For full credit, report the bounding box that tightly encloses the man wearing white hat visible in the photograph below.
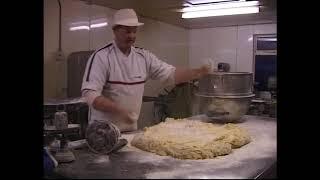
[81,9,210,132]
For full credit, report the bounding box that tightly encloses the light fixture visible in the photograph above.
[90,22,108,28]
[186,0,238,4]
[69,21,108,31]
[181,0,259,18]
[183,0,246,8]
[182,1,259,12]
[182,6,259,18]
[70,25,90,31]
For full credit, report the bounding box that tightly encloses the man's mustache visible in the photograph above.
[126,39,135,42]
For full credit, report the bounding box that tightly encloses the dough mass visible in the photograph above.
[131,118,251,159]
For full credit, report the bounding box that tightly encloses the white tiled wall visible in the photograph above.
[237,25,254,72]
[253,24,277,35]
[188,23,277,72]
[189,26,237,71]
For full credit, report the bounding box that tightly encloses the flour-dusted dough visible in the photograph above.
[131,118,251,159]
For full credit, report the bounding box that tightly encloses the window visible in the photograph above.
[253,34,277,92]
[248,34,277,117]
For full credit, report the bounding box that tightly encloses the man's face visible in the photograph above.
[113,25,138,49]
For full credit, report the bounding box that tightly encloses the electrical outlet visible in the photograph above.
[55,50,65,61]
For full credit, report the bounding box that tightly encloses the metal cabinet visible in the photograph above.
[67,51,94,98]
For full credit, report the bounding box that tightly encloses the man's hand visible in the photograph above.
[174,64,212,85]
[114,109,137,124]
[193,64,211,80]
[90,96,137,124]
[198,64,211,78]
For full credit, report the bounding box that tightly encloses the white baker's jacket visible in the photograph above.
[81,41,176,132]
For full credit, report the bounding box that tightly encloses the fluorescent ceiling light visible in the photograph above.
[183,0,244,7]
[90,22,108,28]
[70,26,90,31]
[182,1,259,12]
[187,0,237,4]
[69,22,108,31]
[182,6,259,18]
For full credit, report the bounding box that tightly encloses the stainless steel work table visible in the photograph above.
[53,115,277,179]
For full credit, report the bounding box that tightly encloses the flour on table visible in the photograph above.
[131,118,251,160]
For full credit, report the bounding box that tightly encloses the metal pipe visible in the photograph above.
[57,0,62,51]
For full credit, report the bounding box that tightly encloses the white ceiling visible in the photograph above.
[81,0,276,29]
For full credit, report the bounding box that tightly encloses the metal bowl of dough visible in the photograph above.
[194,94,255,123]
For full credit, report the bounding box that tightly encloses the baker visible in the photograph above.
[81,8,210,132]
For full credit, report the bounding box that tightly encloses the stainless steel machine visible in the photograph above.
[44,98,89,140]
[44,98,89,163]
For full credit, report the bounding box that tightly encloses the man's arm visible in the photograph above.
[174,65,210,85]
[145,49,211,86]
[83,90,136,124]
